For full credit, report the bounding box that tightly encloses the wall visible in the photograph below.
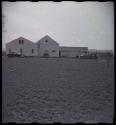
[6,37,38,56]
[36,35,59,57]
[60,47,88,57]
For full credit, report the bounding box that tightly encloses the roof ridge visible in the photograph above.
[36,35,59,45]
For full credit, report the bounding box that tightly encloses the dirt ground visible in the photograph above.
[2,57,114,123]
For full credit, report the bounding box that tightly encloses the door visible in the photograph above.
[43,50,49,57]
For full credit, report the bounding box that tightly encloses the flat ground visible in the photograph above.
[2,57,114,123]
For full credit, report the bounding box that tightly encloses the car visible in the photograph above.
[7,52,21,57]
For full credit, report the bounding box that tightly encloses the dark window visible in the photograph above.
[19,40,21,44]
[85,51,87,54]
[59,51,61,57]
[22,40,24,44]
[44,50,49,57]
[45,40,48,43]
[52,50,56,52]
[32,49,34,53]
[19,40,24,44]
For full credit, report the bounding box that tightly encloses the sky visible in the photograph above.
[2,1,114,51]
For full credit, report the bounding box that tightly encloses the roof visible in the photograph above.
[6,36,34,45]
[36,35,59,45]
[60,46,88,51]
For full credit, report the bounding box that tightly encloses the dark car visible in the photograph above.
[7,52,21,57]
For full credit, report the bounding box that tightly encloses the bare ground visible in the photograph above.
[2,57,114,123]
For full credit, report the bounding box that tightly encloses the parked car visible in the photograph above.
[7,52,21,57]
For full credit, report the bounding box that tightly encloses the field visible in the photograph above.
[2,57,114,123]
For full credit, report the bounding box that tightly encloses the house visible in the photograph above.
[36,35,60,57]
[60,46,88,58]
[6,37,38,56]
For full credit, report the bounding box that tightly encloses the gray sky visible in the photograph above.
[2,1,114,51]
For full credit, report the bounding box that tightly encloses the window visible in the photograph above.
[45,40,48,43]
[44,50,49,57]
[19,40,21,44]
[19,40,24,44]
[59,51,61,57]
[52,50,56,52]
[22,40,24,44]
[32,49,34,53]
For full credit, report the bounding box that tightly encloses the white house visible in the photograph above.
[6,37,38,56]
[36,35,60,57]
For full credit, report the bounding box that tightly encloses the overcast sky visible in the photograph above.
[2,1,114,51]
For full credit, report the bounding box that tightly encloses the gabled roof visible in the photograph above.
[6,36,34,45]
[36,35,59,45]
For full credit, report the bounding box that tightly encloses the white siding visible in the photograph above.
[36,35,59,57]
[6,37,38,56]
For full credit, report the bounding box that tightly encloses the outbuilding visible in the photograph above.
[60,46,88,58]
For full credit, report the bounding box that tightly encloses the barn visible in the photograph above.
[36,35,60,57]
[60,46,88,58]
[6,37,38,57]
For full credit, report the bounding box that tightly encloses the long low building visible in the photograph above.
[60,46,88,58]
